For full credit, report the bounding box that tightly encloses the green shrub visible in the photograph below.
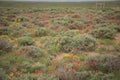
[107,24,120,32]
[85,55,120,73]
[68,21,84,30]
[98,39,116,45]
[0,27,9,35]
[30,64,45,72]
[18,36,34,46]
[0,68,9,80]
[72,34,96,51]
[0,39,12,54]
[50,44,60,52]
[74,71,90,80]
[8,26,23,37]
[18,46,44,58]
[45,33,96,53]
[20,61,32,73]
[90,72,114,80]
[59,36,73,52]
[113,25,120,32]
[11,73,58,80]
[59,34,96,52]
[90,27,116,39]
[59,30,79,37]
[57,30,79,52]
[114,44,120,52]
[55,67,75,80]
[34,28,47,37]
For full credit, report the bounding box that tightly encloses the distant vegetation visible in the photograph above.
[0,1,120,8]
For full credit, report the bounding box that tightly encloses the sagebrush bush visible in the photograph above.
[85,55,120,72]
[59,36,73,52]
[11,73,58,80]
[55,67,75,80]
[8,26,23,37]
[68,21,84,30]
[58,30,79,37]
[0,68,9,80]
[0,27,9,35]
[0,39,12,53]
[89,72,114,80]
[107,24,120,32]
[18,46,44,58]
[114,44,120,52]
[45,32,96,53]
[34,28,47,37]
[56,68,113,80]
[72,34,96,51]
[90,27,116,39]
[57,70,90,80]
[18,36,34,46]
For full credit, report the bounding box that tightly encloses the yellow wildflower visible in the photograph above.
[8,72,14,78]
[61,53,71,58]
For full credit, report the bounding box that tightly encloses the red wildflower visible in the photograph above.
[87,60,95,67]
[34,69,42,74]
[15,62,21,65]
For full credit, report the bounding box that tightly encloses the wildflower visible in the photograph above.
[34,69,42,74]
[62,53,71,58]
[8,72,14,78]
[15,62,21,65]
[87,60,95,67]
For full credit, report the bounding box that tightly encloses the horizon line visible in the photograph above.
[0,1,118,2]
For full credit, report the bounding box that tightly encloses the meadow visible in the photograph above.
[0,1,120,80]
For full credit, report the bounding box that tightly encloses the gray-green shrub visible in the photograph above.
[18,46,44,58]
[90,27,116,39]
[34,28,47,37]
[0,39,12,54]
[18,36,34,46]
